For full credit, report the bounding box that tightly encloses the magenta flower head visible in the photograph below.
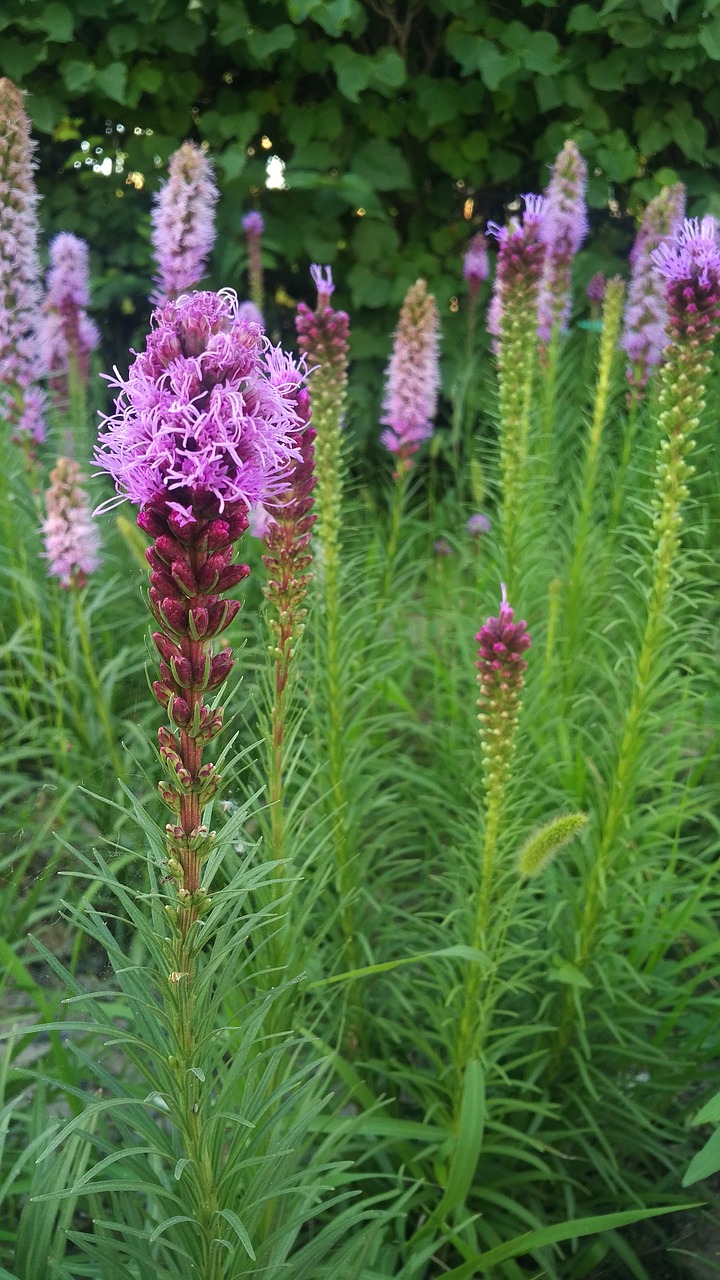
[622,183,686,390]
[39,232,99,395]
[651,215,720,345]
[537,140,589,342]
[150,141,218,305]
[0,77,46,444]
[380,278,440,472]
[95,288,305,525]
[42,456,101,588]
[476,583,531,788]
[487,194,549,341]
[463,232,489,302]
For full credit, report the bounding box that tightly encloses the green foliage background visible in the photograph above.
[3,0,720,421]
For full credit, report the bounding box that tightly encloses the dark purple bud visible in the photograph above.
[216,563,250,592]
[152,681,172,708]
[169,694,191,727]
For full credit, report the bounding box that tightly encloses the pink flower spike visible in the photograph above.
[42,457,101,588]
[151,141,218,304]
[621,184,685,389]
[0,77,46,444]
[537,140,589,342]
[39,232,99,395]
[380,278,440,469]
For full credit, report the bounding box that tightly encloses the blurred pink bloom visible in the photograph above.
[0,77,46,443]
[380,278,440,469]
[467,512,491,536]
[150,141,218,304]
[622,184,686,388]
[537,141,589,342]
[39,232,99,395]
[42,456,101,588]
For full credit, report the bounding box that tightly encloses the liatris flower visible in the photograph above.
[295,264,349,573]
[95,289,307,939]
[621,183,686,390]
[455,583,532,1080]
[380,278,440,473]
[476,583,531,795]
[42,456,101,588]
[467,512,491,537]
[39,232,99,398]
[556,217,720,1053]
[150,141,218,304]
[0,77,46,444]
[463,232,489,303]
[242,210,265,312]
[537,140,589,343]
[487,195,548,574]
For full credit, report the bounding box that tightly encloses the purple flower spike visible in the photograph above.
[651,215,720,343]
[380,278,440,472]
[151,141,218,304]
[621,184,686,390]
[0,77,46,444]
[95,289,306,518]
[486,194,549,341]
[537,140,589,342]
[39,232,99,396]
[42,456,101,588]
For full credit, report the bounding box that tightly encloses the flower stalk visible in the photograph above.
[456,586,531,1079]
[551,217,720,1070]
[487,195,548,590]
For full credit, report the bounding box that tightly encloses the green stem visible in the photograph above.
[72,586,124,783]
[379,466,410,610]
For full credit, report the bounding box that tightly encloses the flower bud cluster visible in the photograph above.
[476,585,531,794]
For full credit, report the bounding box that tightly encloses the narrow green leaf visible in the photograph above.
[440,1205,698,1276]
[215,1208,256,1259]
